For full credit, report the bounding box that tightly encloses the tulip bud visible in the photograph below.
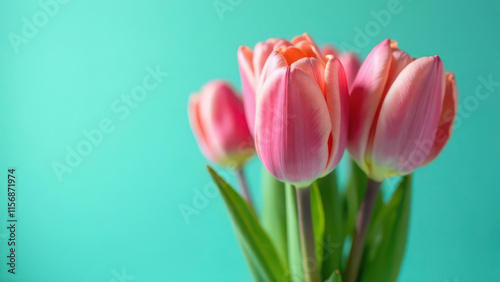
[188,80,255,168]
[348,39,458,181]
[251,33,349,186]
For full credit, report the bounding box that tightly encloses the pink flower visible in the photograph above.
[348,39,458,181]
[188,80,255,167]
[252,34,349,186]
[322,45,361,90]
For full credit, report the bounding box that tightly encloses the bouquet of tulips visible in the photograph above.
[188,34,457,282]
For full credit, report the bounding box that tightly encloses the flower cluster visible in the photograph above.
[188,33,458,282]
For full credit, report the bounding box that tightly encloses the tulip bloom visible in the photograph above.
[188,80,255,167]
[248,34,349,186]
[348,39,458,181]
[322,45,361,90]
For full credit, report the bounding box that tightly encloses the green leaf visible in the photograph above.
[314,171,344,279]
[360,174,412,282]
[325,270,342,282]
[261,167,288,271]
[207,166,286,281]
[311,183,325,273]
[285,183,304,282]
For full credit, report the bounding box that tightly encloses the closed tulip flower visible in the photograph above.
[188,80,255,168]
[348,39,458,181]
[251,34,349,186]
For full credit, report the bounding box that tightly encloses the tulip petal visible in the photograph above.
[364,49,412,160]
[253,41,279,82]
[347,39,394,169]
[273,39,293,50]
[382,50,413,94]
[291,33,315,45]
[291,33,322,59]
[293,40,323,60]
[200,81,253,165]
[238,46,257,134]
[255,67,331,183]
[257,51,289,96]
[371,56,445,177]
[337,52,361,90]
[291,57,326,93]
[277,46,308,65]
[323,57,349,173]
[188,94,215,162]
[422,72,458,165]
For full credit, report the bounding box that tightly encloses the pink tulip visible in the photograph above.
[252,33,349,186]
[348,39,458,181]
[322,45,361,90]
[188,80,255,167]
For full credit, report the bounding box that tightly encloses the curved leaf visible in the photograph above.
[311,184,325,273]
[285,183,304,282]
[315,171,344,279]
[360,174,412,282]
[261,167,288,270]
[207,166,286,281]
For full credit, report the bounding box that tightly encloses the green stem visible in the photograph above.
[295,185,320,282]
[235,167,254,211]
[344,178,382,282]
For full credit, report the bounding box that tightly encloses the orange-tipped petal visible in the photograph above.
[277,46,308,65]
[253,41,279,82]
[290,57,326,93]
[292,33,323,60]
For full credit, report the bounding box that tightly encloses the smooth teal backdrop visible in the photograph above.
[1,0,499,281]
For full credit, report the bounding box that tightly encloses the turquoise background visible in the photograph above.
[1,0,499,281]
